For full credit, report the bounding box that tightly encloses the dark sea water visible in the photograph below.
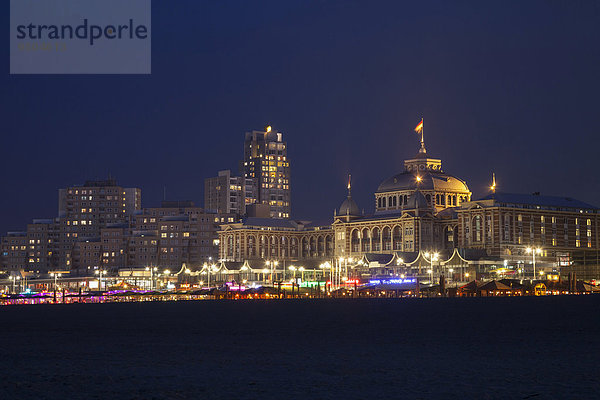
[1,297,599,399]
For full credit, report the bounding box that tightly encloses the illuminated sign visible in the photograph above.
[225,282,246,291]
[369,278,416,285]
[299,281,324,288]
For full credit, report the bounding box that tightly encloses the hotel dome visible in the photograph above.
[377,170,470,193]
[339,196,360,216]
[374,144,471,214]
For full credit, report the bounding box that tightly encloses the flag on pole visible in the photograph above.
[414,118,423,134]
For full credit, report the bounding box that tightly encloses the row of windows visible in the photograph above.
[468,214,594,247]
[68,189,125,195]
[377,193,468,209]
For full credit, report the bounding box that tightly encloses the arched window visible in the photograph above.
[378,197,382,208]
[362,228,370,252]
[372,227,381,251]
[351,229,360,252]
[445,226,454,247]
[383,227,392,250]
[382,197,387,208]
[393,226,402,250]
[474,216,482,242]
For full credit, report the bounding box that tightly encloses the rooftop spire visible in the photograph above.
[414,118,425,154]
[490,172,496,193]
[347,174,352,197]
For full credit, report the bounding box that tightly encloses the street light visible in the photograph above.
[11,275,21,294]
[396,257,404,277]
[289,265,297,280]
[241,265,249,283]
[210,264,217,286]
[264,260,278,283]
[162,269,171,288]
[145,266,158,290]
[526,247,542,279]
[346,258,353,280]
[201,264,217,288]
[94,269,107,290]
[320,262,332,289]
[338,257,345,288]
[424,251,439,282]
[298,266,305,282]
[50,272,62,291]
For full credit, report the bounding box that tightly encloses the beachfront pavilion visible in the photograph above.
[348,248,511,283]
[168,259,332,287]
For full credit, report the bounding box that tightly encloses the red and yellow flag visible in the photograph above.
[414,118,423,134]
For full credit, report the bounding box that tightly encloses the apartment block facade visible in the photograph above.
[204,170,245,216]
[1,182,236,274]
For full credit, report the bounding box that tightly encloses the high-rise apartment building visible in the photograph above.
[204,170,245,216]
[58,178,141,232]
[55,178,141,270]
[243,127,291,218]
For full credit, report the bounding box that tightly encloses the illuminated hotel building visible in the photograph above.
[219,132,600,280]
[457,193,600,279]
[243,127,291,219]
[218,218,333,263]
[332,138,470,258]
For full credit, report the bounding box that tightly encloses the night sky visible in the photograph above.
[2,0,600,233]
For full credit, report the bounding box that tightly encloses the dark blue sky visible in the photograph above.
[2,0,600,233]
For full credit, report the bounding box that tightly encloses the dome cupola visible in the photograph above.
[338,175,360,218]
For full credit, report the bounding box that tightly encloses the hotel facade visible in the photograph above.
[218,137,600,280]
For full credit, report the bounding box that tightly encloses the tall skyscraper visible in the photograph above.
[242,127,291,219]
